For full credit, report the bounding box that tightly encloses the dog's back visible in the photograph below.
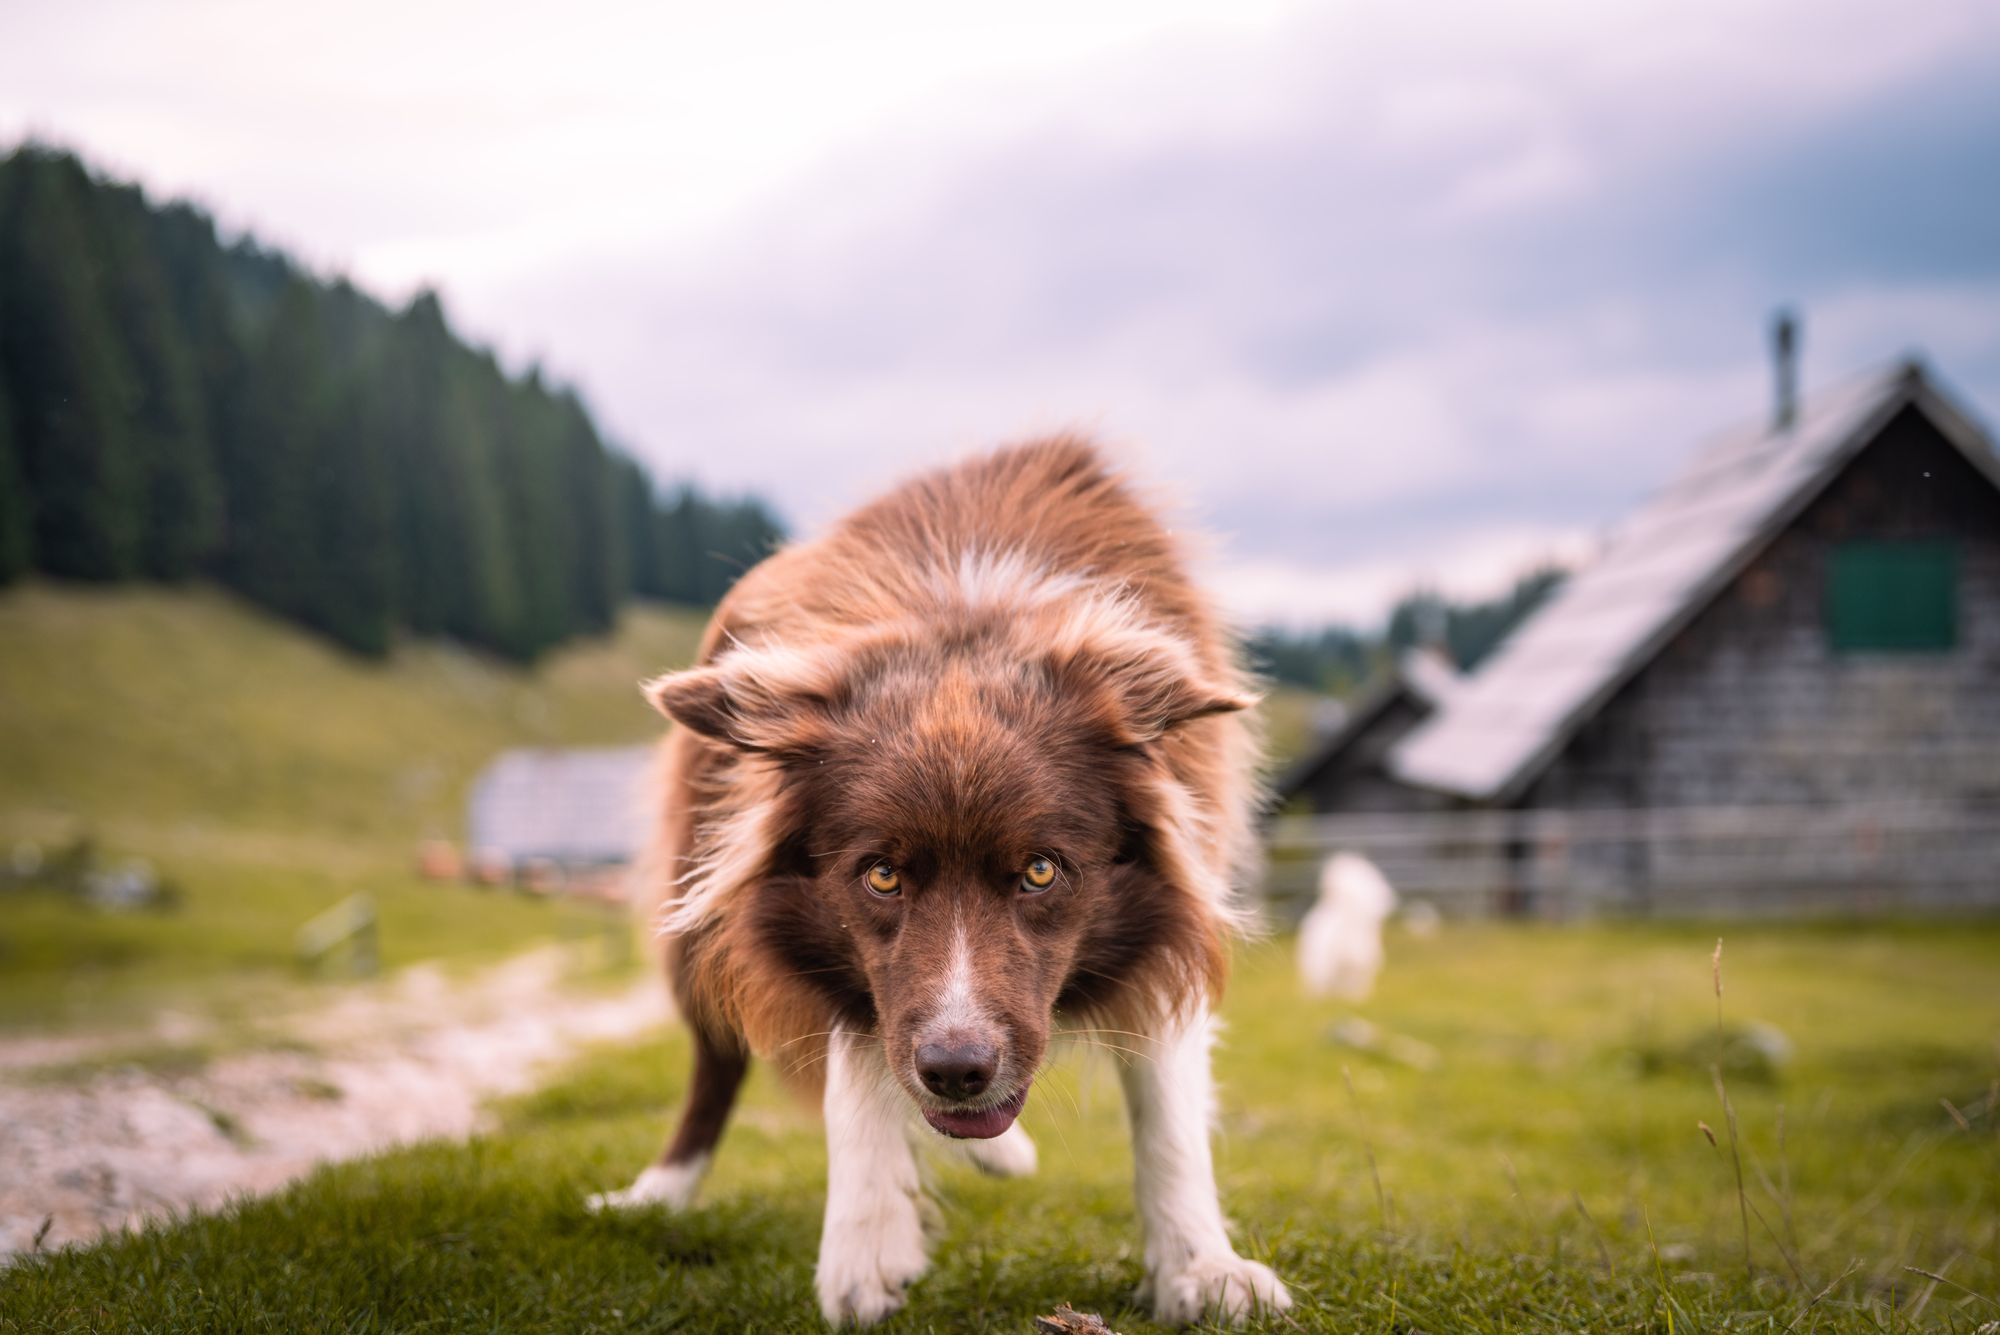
[702,435,1229,669]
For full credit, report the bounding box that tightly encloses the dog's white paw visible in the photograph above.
[815,1190,930,1326]
[816,1265,919,1328]
[959,1123,1038,1178]
[1144,1252,1292,1326]
[585,1159,705,1213]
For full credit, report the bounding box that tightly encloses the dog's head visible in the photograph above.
[646,599,1250,1138]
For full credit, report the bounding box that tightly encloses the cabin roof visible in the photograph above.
[1390,361,1999,804]
[1271,647,1459,803]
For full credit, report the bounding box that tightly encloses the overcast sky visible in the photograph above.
[6,0,1997,626]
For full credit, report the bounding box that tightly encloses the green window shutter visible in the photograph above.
[1826,539,1958,652]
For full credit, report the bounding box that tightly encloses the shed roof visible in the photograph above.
[466,745,653,865]
[1389,361,1999,804]
[1270,647,1459,803]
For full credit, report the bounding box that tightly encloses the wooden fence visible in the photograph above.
[1261,801,2000,920]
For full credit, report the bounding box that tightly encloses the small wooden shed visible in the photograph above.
[466,745,652,872]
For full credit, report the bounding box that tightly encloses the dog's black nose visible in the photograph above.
[916,1040,997,1100]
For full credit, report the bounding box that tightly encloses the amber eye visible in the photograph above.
[865,862,902,896]
[1021,857,1057,893]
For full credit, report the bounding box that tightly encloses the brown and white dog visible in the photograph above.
[590,438,1291,1326]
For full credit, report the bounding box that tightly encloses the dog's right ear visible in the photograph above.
[641,641,845,757]
[1044,605,1258,746]
[643,666,740,742]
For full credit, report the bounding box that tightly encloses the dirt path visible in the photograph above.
[0,947,666,1258]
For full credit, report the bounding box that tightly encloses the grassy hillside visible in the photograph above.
[0,582,706,840]
[0,585,1322,840]
[0,582,1327,1033]
[0,582,709,1030]
[8,924,1996,1330]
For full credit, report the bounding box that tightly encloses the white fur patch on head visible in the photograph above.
[929,917,988,1038]
[936,547,1095,612]
[1046,589,1176,664]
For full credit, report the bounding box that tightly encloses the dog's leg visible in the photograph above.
[589,1027,747,1212]
[816,1027,930,1326]
[946,1120,1038,1178]
[1118,1007,1291,1326]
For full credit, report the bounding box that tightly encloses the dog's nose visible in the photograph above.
[916,1040,997,1100]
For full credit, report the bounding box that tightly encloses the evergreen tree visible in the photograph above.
[99,182,220,578]
[377,292,522,644]
[487,365,574,658]
[0,150,143,579]
[284,278,396,654]
[215,277,325,621]
[611,457,657,598]
[150,202,251,471]
[433,345,518,651]
[0,377,29,582]
[1386,566,1565,670]
[304,362,394,655]
[0,145,786,653]
[373,295,447,634]
[697,497,784,603]
[556,391,618,635]
[652,485,705,604]
[1245,625,1376,693]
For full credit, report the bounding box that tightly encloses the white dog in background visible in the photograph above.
[1297,851,1399,1000]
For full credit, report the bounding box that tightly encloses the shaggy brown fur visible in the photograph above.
[635,435,1260,1160]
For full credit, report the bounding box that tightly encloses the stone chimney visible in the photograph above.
[1771,309,1799,431]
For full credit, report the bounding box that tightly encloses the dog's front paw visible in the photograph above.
[1145,1252,1292,1326]
[960,1122,1038,1178]
[815,1194,929,1325]
[585,1161,704,1213]
[816,1268,916,1327]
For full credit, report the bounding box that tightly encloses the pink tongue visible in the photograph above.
[922,1087,1028,1139]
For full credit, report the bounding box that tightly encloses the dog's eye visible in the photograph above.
[1020,857,1057,893]
[865,862,902,896]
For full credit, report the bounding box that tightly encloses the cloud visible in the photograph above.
[7,0,1999,629]
[1203,524,1599,629]
[531,0,2000,627]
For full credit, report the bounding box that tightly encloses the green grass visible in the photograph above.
[0,583,1329,1036]
[8,922,1997,1331]
[0,581,708,1031]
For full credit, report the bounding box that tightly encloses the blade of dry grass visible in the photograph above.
[1343,1064,1390,1232]
[1571,1191,1615,1274]
[1712,938,1754,1282]
[1782,1259,1860,1333]
[1902,1265,1999,1311]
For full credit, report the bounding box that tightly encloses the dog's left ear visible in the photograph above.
[1049,614,1257,745]
[642,640,848,757]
